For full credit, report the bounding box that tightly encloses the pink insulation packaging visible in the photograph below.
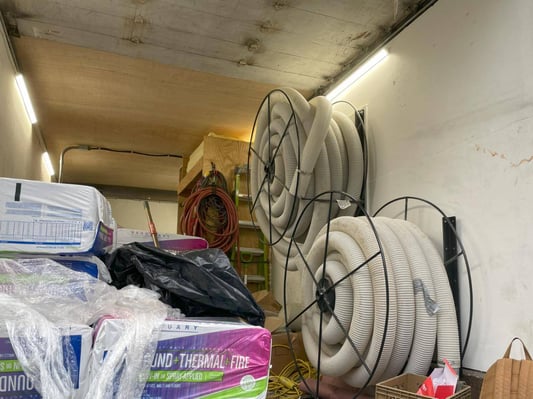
[91,318,272,399]
[114,228,208,252]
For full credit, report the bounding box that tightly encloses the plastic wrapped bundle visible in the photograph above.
[0,294,80,398]
[1,252,112,283]
[0,258,170,399]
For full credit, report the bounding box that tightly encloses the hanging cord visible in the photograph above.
[179,164,239,253]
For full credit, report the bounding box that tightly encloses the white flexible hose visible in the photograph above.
[403,221,461,370]
[302,229,375,377]
[298,216,461,387]
[371,218,415,381]
[384,218,437,375]
[250,88,364,270]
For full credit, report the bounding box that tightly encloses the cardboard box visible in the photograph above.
[375,373,471,399]
[252,290,282,317]
[251,290,284,333]
[91,318,272,399]
[0,324,92,399]
[0,178,114,255]
[270,331,308,375]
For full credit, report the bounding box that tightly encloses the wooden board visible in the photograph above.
[202,136,249,186]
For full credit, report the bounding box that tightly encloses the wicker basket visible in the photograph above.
[375,373,471,399]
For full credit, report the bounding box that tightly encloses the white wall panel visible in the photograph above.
[108,198,178,234]
[339,0,533,371]
[0,25,46,181]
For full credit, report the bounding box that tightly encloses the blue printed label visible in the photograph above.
[0,333,83,398]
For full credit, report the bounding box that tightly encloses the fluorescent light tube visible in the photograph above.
[42,152,55,176]
[325,48,389,101]
[15,74,37,124]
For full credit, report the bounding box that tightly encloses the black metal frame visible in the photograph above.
[373,196,473,362]
[283,190,389,399]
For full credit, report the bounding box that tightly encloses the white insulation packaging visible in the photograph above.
[0,178,115,255]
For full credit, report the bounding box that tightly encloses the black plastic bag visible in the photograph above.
[105,243,265,327]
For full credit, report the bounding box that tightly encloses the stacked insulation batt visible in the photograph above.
[0,178,115,255]
[0,258,170,398]
[91,318,272,399]
[1,253,112,282]
[114,228,208,252]
[0,323,92,398]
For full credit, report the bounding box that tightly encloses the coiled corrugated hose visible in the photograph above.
[299,216,460,388]
[249,88,364,270]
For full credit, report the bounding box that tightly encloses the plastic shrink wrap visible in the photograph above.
[1,253,112,282]
[0,258,170,398]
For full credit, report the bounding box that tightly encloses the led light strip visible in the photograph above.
[15,74,37,124]
[325,48,389,101]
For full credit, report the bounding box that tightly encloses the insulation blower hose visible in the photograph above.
[299,216,461,388]
[249,88,365,270]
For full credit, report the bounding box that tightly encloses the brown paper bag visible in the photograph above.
[480,337,533,398]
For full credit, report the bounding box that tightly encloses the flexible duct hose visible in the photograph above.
[382,218,436,376]
[404,220,461,370]
[299,216,460,388]
[250,88,364,270]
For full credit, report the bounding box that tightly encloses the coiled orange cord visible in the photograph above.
[179,168,239,254]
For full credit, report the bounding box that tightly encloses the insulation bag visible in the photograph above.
[0,178,115,255]
[0,257,170,398]
[90,317,272,399]
[480,337,533,398]
[114,228,208,252]
[1,253,112,282]
[0,323,92,399]
[105,243,265,326]
[41,255,111,282]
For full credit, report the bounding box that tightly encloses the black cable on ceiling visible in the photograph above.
[85,146,183,158]
[58,144,183,183]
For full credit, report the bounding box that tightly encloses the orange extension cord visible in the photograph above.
[179,171,239,254]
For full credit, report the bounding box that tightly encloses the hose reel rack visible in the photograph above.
[247,88,367,271]
[246,88,472,399]
[282,193,472,398]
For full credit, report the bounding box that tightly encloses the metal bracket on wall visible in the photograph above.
[443,216,460,342]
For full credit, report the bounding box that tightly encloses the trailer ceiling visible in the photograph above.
[0,0,436,194]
